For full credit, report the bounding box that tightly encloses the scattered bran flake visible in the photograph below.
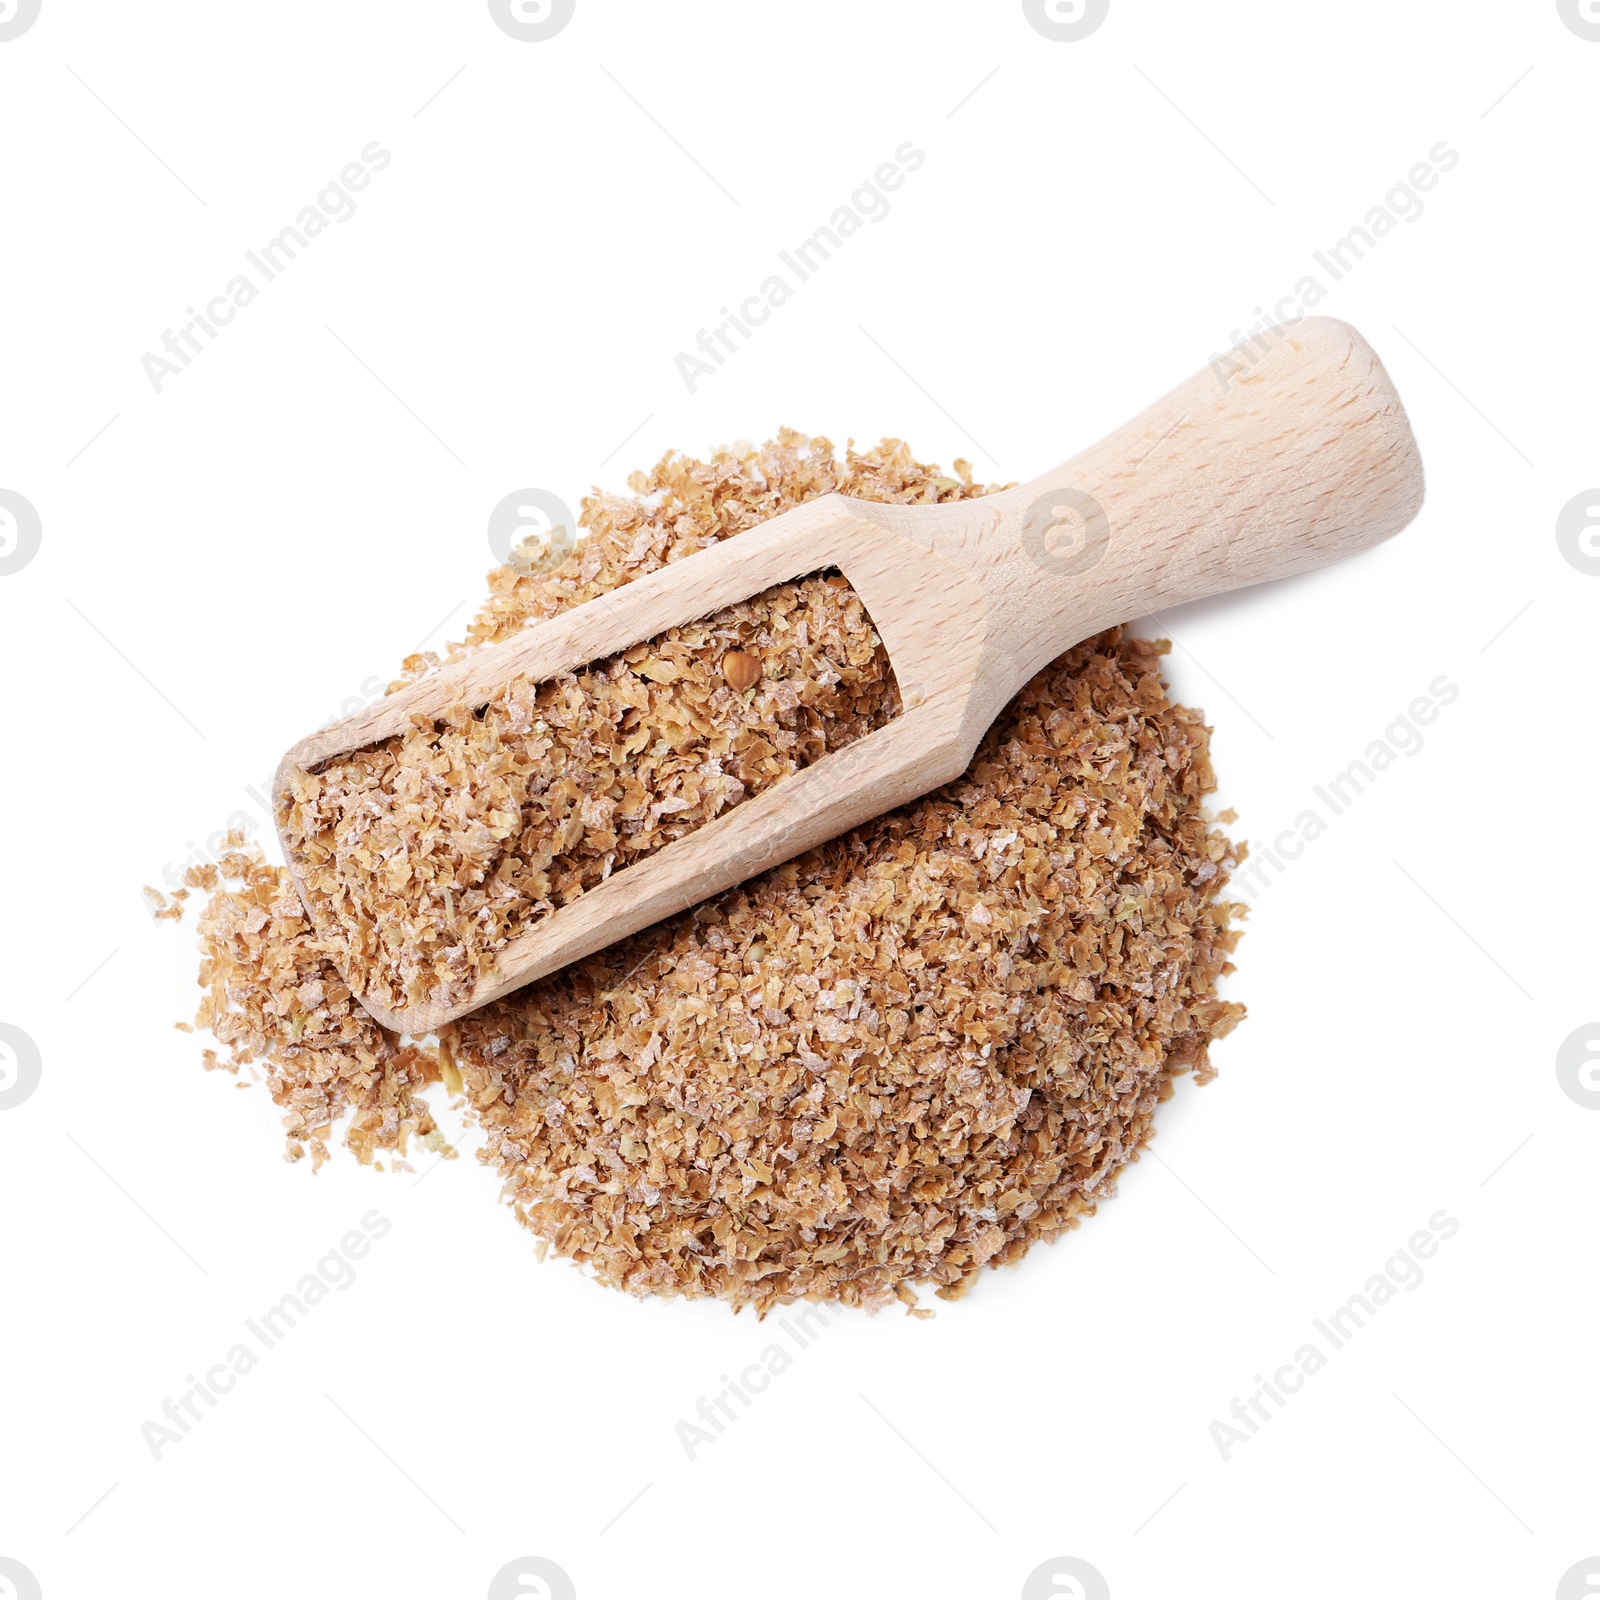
[144,884,187,922]
[186,432,1243,1312]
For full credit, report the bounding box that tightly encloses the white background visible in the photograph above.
[1,2,1595,1597]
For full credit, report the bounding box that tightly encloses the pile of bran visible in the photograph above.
[182,430,1244,1310]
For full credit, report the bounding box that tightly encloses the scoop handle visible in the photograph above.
[959,317,1423,693]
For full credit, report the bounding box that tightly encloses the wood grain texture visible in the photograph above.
[276,317,1423,1033]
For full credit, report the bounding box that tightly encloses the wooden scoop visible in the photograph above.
[276,316,1422,1033]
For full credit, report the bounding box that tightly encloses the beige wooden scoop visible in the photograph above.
[277,316,1422,1033]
